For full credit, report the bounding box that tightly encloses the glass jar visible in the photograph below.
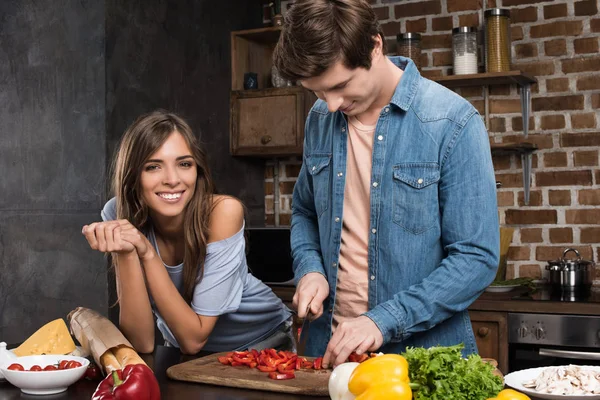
[452,27,478,75]
[396,33,421,70]
[485,8,511,73]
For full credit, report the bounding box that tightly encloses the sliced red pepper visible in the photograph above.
[232,355,254,364]
[313,357,323,370]
[230,361,244,367]
[217,356,231,365]
[250,349,259,359]
[268,371,295,380]
[301,360,313,369]
[257,365,276,372]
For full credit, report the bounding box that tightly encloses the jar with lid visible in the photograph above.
[396,33,421,70]
[485,8,511,72]
[452,27,478,75]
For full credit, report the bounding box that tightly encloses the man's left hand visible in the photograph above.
[322,316,384,368]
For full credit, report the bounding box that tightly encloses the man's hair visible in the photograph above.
[273,0,386,82]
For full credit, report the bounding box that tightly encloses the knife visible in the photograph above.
[297,303,312,356]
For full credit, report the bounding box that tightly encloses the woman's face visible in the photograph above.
[140,131,197,222]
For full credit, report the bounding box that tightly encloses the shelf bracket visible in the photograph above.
[520,84,531,138]
[519,83,532,205]
[521,153,532,205]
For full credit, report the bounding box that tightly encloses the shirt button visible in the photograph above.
[338,172,343,177]
[335,217,340,222]
[417,178,424,184]
[372,182,378,187]
[312,166,316,171]
[370,275,375,280]
[332,262,337,267]
[378,135,383,141]
[329,308,333,313]
[384,107,390,113]
[342,127,346,132]
[371,228,377,234]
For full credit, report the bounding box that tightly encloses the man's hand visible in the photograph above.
[292,272,329,319]
[322,316,384,368]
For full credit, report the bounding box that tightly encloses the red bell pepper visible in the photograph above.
[92,364,160,400]
[268,371,295,380]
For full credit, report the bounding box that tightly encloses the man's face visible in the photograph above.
[300,59,380,117]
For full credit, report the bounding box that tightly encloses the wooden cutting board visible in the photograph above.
[166,352,331,396]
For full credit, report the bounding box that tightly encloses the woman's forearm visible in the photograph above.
[140,253,210,354]
[114,252,156,353]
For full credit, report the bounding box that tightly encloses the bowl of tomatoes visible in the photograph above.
[0,355,89,395]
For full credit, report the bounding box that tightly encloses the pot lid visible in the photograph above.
[546,248,594,271]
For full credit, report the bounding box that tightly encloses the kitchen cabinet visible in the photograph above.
[230,27,316,157]
[432,71,538,204]
[469,310,509,374]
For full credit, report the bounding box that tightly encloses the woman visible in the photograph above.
[82,110,293,354]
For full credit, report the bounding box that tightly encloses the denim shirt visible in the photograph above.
[291,56,499,357]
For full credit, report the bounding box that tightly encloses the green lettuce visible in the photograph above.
[402,344,503,400]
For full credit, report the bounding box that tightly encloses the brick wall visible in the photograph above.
[270,0,600,282]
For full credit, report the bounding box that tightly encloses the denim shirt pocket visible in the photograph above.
[392,163,441,235]
[307,154,332,218]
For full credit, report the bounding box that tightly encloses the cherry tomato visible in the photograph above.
[58,360,70,370]
[7,363,24,371]
[43,365,58,371]
[83,363,102,380]
[66,360,82,369]
[29,365,42,371]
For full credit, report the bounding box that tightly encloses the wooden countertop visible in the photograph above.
[471,286,600,315]
[269,284,600,316]
[0,345,329,400]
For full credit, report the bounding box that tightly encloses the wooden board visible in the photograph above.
[166,352,331,396]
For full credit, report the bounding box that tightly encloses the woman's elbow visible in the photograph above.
[179,339,207,355]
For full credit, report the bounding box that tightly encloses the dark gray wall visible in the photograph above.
[104,0,267,322]
[0,0,268,339]
[0,0,107,342]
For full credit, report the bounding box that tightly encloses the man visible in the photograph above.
[273,0,499,367]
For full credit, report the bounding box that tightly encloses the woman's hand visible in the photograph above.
[82,220,155,261]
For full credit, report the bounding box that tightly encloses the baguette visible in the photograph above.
[113,344,146,367]
[68,307,148,373]
[100,349,122,373]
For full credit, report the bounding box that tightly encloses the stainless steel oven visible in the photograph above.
[508,313,600,372]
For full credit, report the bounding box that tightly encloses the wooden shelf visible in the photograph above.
[231,26,282,44]
[491,142,537,155]
[231,86,304,97]
[432,71,537,88]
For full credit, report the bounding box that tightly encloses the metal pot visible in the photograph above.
[545,248,594,291]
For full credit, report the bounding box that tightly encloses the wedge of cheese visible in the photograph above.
[13,318,76,356]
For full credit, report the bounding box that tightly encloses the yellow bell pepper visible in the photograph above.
[355,381,412,400]
[487,388,531,400]
[348,354,410,396]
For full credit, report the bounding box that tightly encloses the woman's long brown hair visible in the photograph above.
[111,110,216,303]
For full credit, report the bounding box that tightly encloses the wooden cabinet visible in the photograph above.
[469,310,508,374]
[230,27,315,157]
[230,87,314,156]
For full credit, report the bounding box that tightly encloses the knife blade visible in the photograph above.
[297,303,312,356]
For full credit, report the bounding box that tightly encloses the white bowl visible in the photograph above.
[0,354,89,395]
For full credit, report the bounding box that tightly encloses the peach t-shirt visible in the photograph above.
[332,115,376,331]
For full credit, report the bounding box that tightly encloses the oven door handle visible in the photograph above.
[539,348,600,360]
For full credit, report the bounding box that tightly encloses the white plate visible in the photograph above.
[0,354,89,395]
[504,366,600,399]
[485,284,521,293]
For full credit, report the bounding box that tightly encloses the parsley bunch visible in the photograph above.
[402,344,503,400]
